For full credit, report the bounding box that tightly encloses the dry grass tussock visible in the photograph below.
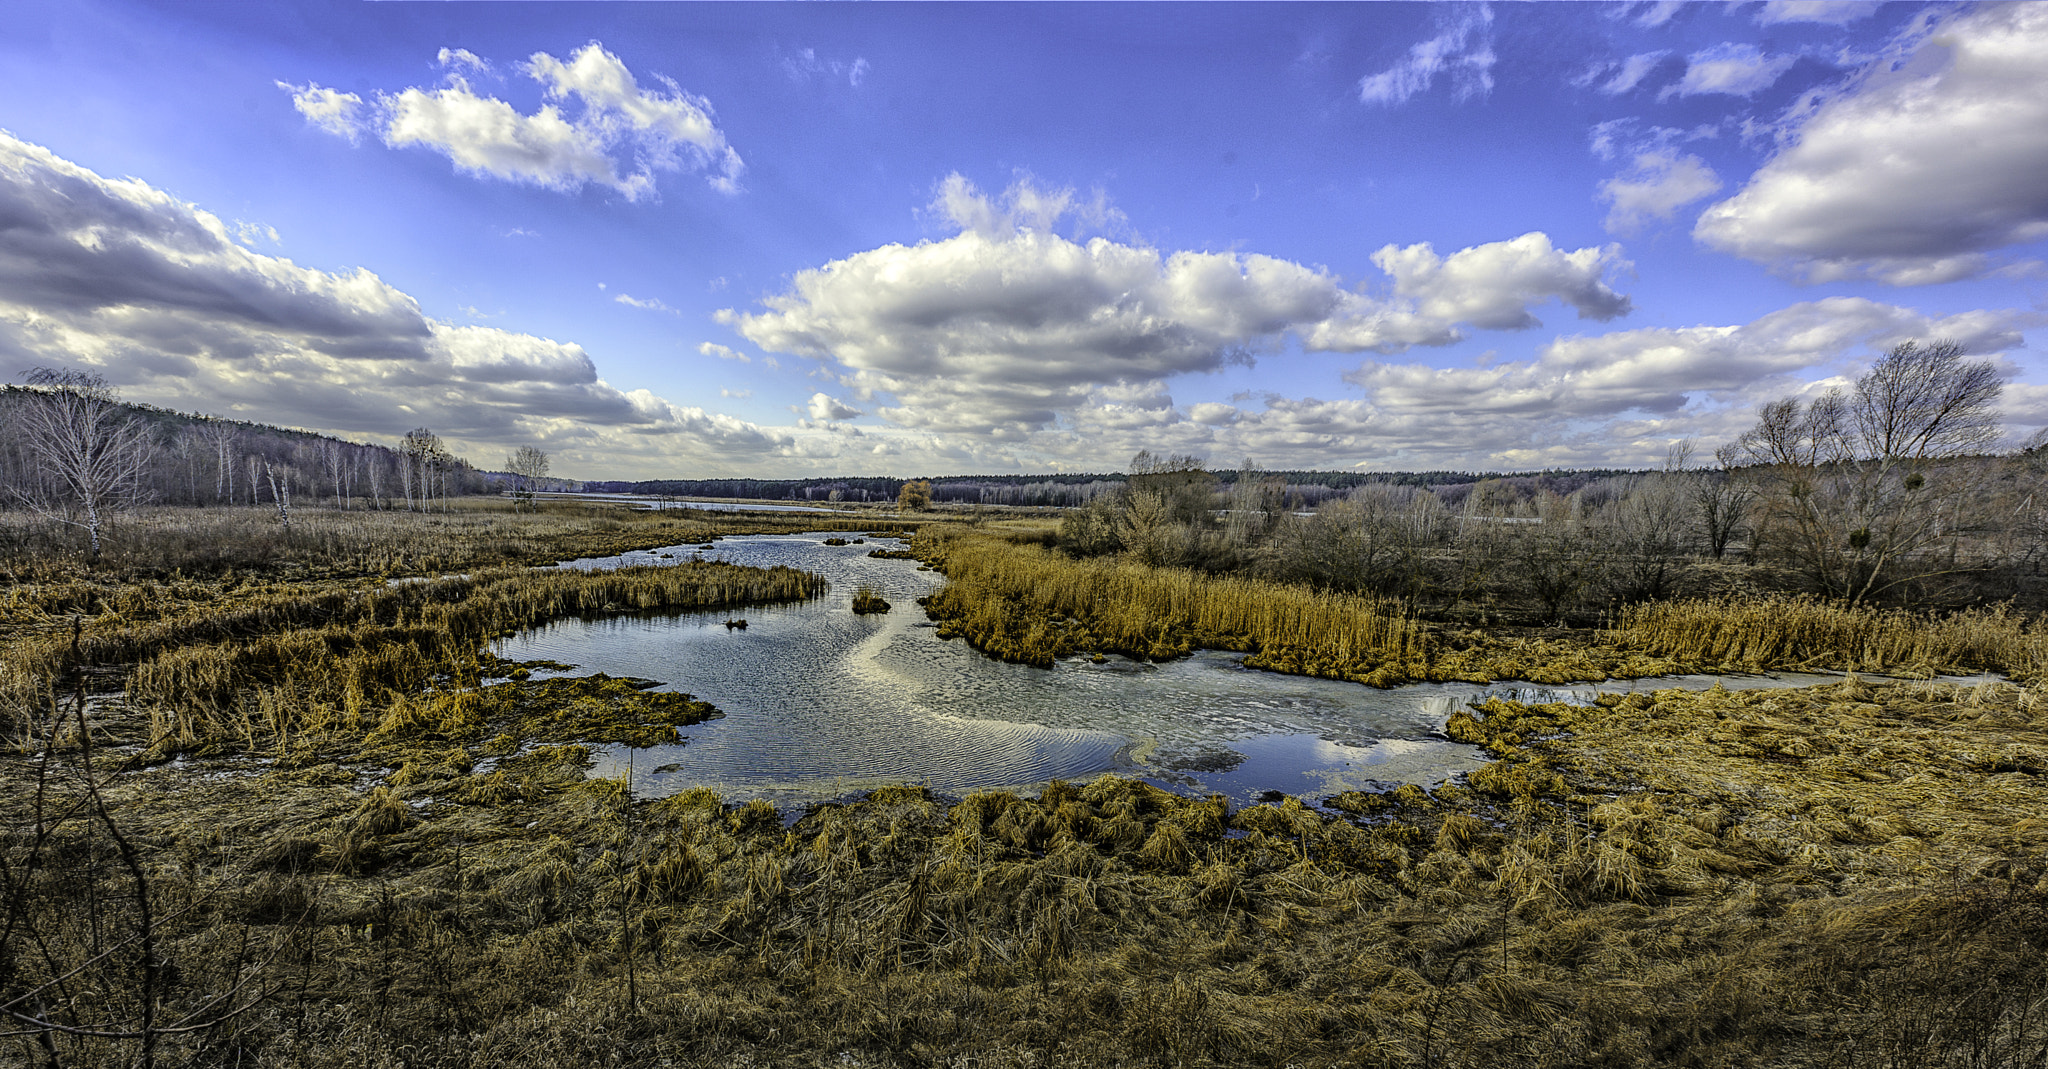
[9,673,2046,1067]
[917,529,2048,686]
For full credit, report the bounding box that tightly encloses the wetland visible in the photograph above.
[2,502,2045,1069]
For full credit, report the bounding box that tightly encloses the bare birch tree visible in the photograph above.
[194,421,239,504]
[8,368,154,558]
[264,460,294,531]
[401,428,444,513]
[505,445,550,510]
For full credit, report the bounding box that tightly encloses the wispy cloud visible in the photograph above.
[1662,42,1798,99]
[1600,149,1722,235]
[1574,51,1670,96]
[614,293,678,313]
[1357,5,1496,106]
[1755,1,1883,26]
[783,47,870,88]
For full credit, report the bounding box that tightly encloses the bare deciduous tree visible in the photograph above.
[9,368,154,558]
[1738,340,2003,602]
[401,428,447,513]
[194,421,239,504]
[264,460,294,531]
[505,445,550,510]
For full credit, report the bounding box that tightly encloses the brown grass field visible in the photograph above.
[1,506,2045,1067]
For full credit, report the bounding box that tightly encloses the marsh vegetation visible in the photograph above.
[3,342,2048,1065]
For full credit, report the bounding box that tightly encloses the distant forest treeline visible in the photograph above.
[0,383,1655,516]
[0,385,511,510]
[591,468,1644,509]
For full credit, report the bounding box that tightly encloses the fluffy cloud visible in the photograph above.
[1368,233,1631,331]
[806,393,863,421]
[699,342,749,363]
[284,43,742,199]
[1664,43,1798,99]
[0,130,787,473]
[1357,4,1496,106]
[280,83,367,142]
[1600,149,1723,235]
[720,176,1633,439]
[1695,3,2048,285]
[1021,296,2030,474]
[1344,297,2023,421]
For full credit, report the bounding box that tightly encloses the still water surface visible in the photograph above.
[496,534,1846,810]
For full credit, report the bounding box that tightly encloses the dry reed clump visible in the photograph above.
[915,530,2048,689]
[914,529,1694,687]
[850,584,891,615]
[1613,595,2048,679]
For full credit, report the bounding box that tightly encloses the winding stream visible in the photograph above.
[496,533,1852,810]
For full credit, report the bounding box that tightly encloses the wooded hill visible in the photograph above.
[0,384,493,510]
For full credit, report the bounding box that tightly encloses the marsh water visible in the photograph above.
[496,533,1850,810]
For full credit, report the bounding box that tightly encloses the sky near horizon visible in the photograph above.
[1,1,2044,481]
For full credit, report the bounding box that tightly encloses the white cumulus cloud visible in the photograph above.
[807,393,863,422]
[1695,2,2048,285]
[1344,296,2025,421]
[279,82,368,142]
[720,176,1634,439]
[284,43,742,200]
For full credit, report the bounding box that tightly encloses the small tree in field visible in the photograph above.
[506,445,550,510]
[9,368,154,558]
[897,479,932,512]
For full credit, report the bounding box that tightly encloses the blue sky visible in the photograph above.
[1,1,2043,480]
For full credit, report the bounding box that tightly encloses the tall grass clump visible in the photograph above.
[918,529,1430,685]
[1615,596,2048,679]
